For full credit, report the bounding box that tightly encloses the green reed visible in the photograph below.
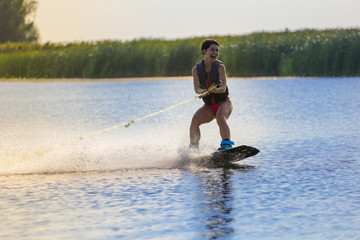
[280,30,360,76]
[0,28,359,78]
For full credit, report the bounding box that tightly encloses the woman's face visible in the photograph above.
[204,44,219,62]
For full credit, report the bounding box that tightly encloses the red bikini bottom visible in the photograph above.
[206,97,230,114]
[206,103,221,114]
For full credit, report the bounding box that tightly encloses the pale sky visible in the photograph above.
[34,0,360,43]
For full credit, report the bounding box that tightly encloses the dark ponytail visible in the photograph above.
[201,39,219,54]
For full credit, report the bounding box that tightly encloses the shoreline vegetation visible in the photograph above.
[0,76,301,83]
[1,28,359,79]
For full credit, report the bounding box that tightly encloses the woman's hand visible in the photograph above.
[209,82,226,93]
[196,88,210,95]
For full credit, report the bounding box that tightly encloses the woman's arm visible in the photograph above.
[192,67,208,94]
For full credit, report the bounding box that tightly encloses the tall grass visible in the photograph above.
[0,28,359,78]
[280,30,360,76]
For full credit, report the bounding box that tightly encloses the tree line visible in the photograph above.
[0,0,359,78]
[0,0,38,43]
[1,29,359,78]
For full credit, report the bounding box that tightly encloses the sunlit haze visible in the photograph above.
[31,0,360,43]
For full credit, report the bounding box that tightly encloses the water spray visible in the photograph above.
[1,82,222,169]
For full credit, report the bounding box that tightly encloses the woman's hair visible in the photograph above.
[201,39,219,53]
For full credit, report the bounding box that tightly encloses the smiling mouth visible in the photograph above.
[211,55,217,59]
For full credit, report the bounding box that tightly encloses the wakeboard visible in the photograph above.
[209,145,259,167]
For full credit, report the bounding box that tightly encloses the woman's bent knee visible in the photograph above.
[216,116,227,126]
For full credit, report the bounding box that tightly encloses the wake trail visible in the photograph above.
[0,136,216,175]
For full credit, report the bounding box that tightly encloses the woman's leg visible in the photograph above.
[190,104,215,145]
[216,99,233,140]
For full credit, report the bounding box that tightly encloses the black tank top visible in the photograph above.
[196,60,229,105]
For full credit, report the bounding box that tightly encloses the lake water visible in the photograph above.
[1,77,360,239]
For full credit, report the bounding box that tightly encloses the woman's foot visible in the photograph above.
[218,139,234,151]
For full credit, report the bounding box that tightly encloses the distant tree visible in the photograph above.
[0,0,39,43]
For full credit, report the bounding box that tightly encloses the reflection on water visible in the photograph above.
[194,167,255,239]
[195,169,235,239]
